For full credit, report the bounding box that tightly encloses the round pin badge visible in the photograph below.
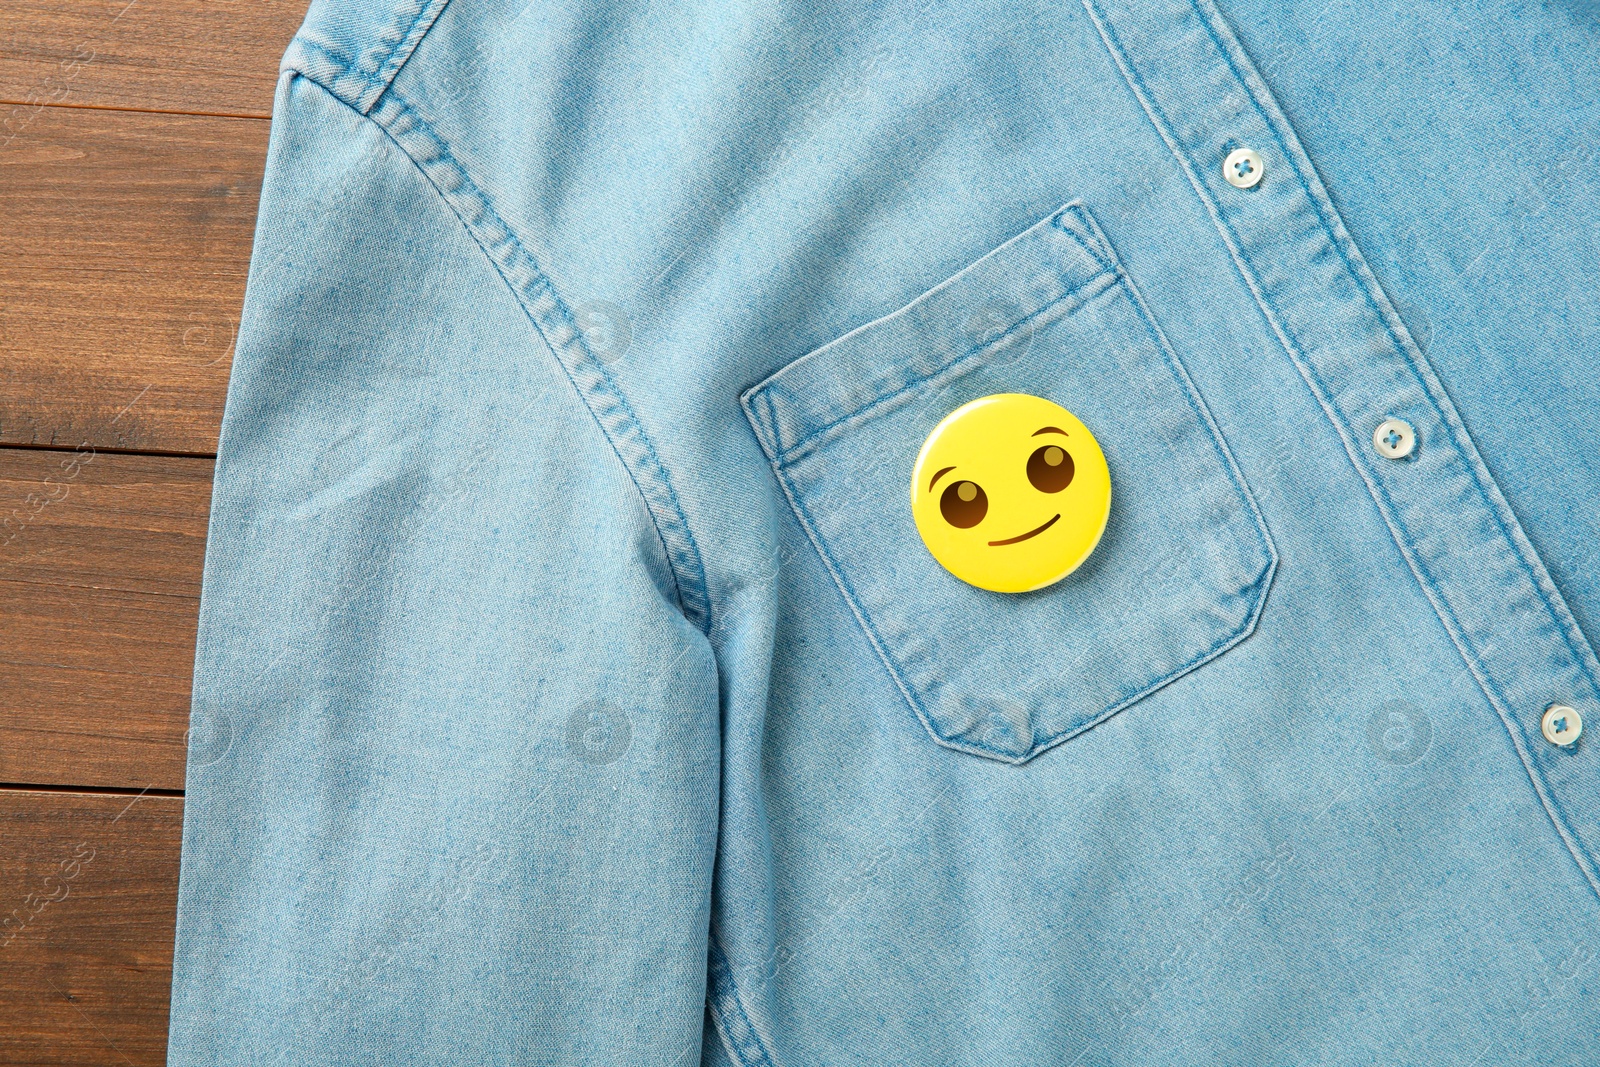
[910,393,1111,593]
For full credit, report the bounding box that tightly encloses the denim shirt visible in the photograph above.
[168,0,1600,1062]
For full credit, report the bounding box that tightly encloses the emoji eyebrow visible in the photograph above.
[928,465,957,490]
[1032,426,1069,437]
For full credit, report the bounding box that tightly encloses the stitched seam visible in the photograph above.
[284,69,712,632]
[754,264,1276,763]
[292,37,356,73]
[287,36,377,103]
[1055,205,1117,275]
[1085,0,1600,896]
[706,929,784,1067]
[369,0,455,109]
[1185,0,1600,891]
[744,203,1115,464]
[760,389,783,473]
[378,89,712,632]
[1074,204,1276,572]
[1188,0,1600,701]
[776,436,1272,764]
[1117,0,1600,897]
[339,0,451,112]
[754,434,954,754]
[770,271,1119,467]
[706,1008,748,1067]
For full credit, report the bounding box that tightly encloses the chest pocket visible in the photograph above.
[741,202,1276,764]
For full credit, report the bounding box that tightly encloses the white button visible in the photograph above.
[1541,704,1583,747]
[1373,417,1417,460]
[1223,147,1264,189]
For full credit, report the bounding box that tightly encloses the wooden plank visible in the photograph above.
[0,450,211,791]
[0,0,306,118]
[0,789,181,1067]
[0,105,264,455]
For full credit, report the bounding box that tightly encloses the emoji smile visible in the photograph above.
[988,513,1061,546]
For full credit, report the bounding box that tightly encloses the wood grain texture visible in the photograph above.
[0,449,212,791]
[0,0,306,118]
[0,104,265,454]
[1,4,308,1062]
[0,790,182,1067]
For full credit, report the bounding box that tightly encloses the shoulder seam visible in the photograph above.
[282,0,454,114]
[366,0,455,112]
[281,70,714,632]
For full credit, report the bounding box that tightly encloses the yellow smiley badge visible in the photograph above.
[910,393,1111,593]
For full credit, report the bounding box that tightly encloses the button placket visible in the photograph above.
[1087,0,1600,897]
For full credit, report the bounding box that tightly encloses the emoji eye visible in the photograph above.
[1027,444,1075,493]
[940,480,988,528]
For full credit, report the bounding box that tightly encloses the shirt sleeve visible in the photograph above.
[166,68,720,1065]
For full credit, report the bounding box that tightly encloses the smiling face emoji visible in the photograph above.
[910,393,1111,593]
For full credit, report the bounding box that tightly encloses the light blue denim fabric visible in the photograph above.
[168,0,1600,1063]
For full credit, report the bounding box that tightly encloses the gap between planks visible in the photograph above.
[0,98,272,121]
[0,781,185,798]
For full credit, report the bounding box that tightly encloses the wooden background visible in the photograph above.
[1,2,308,1061]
